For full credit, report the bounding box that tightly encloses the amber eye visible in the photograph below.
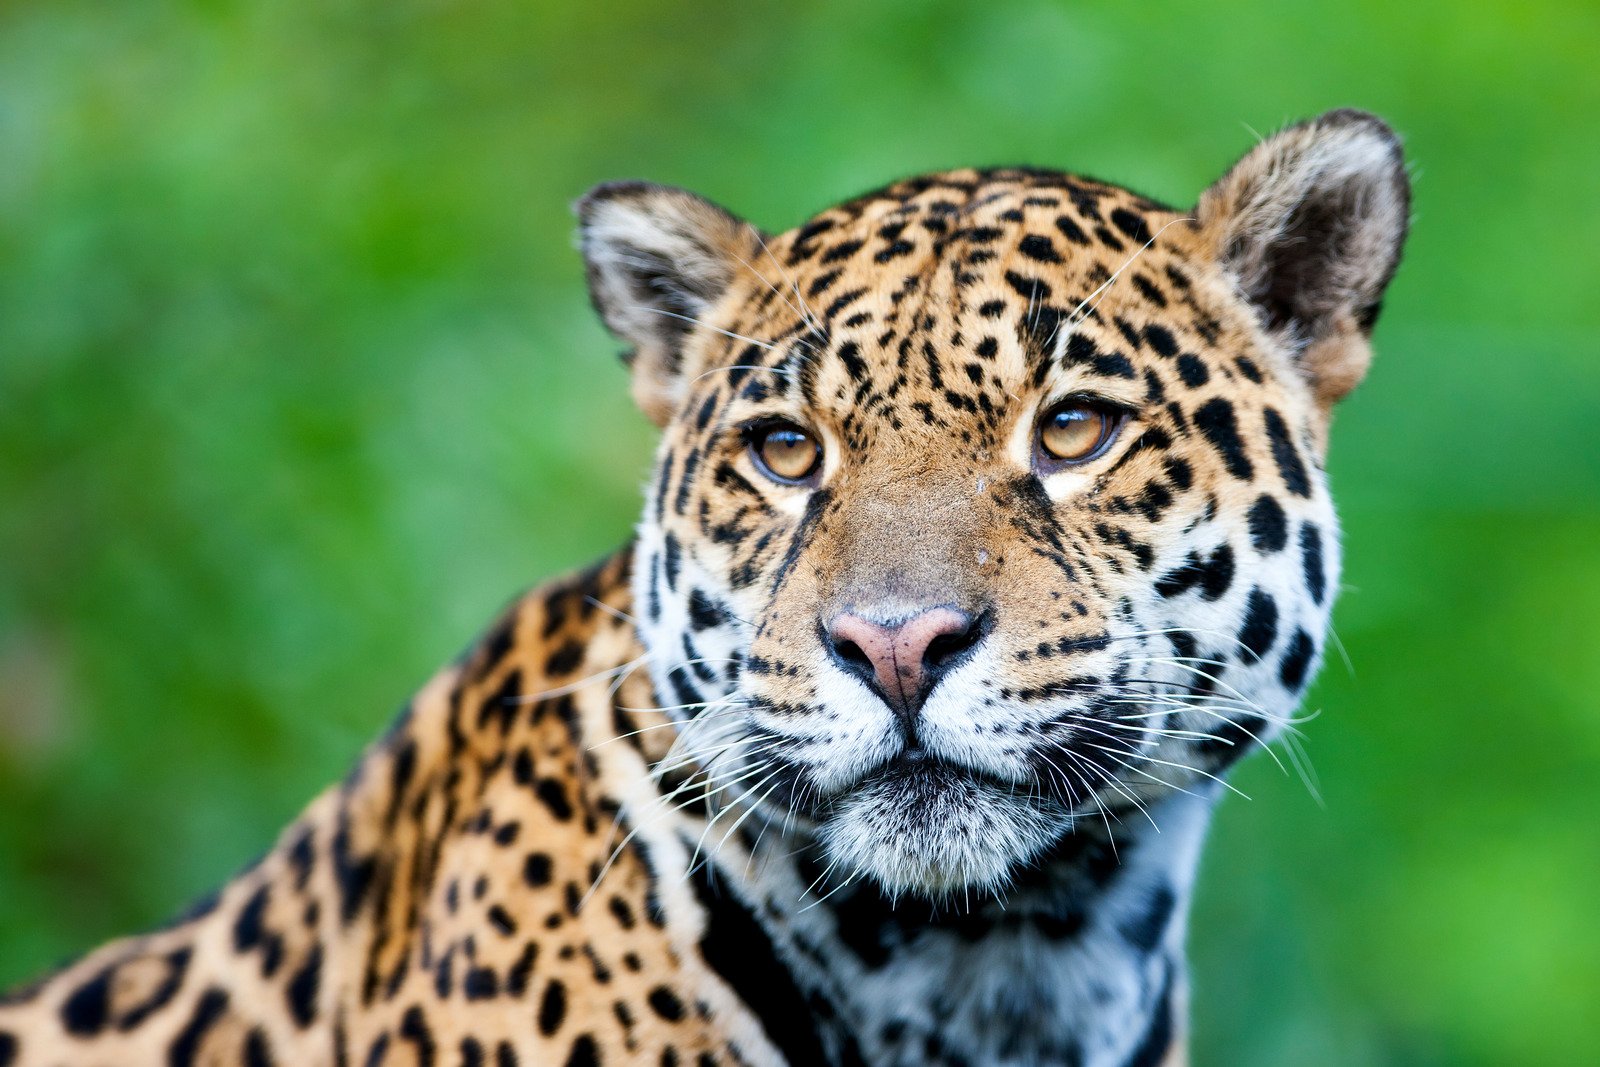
[1036,402,1120,467]
[749,422,823,485]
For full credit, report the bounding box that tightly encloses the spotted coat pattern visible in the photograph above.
[0,110,1409,1067]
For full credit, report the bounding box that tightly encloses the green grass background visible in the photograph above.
[2,1,1597,1062]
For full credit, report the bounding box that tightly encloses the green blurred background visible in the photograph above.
[2,0,1596,1062]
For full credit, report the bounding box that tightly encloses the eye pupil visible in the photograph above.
[1038,403,1116,465]
[753,423,822,484]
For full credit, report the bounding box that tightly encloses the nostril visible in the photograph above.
[833,636,872,670]
[920,611,984,672]
[924,627,975,669]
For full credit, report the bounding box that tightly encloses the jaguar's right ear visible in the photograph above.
[577,181,763,426]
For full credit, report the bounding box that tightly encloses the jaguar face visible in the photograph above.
[579,112,1408,897]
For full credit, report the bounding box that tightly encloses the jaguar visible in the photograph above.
[0,108,1409,1066]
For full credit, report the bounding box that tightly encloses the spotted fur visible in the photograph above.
[0,110,1409,1066]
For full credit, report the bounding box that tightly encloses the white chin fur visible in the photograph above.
[820,764,1062,898]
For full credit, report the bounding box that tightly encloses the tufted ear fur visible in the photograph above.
[1197,109,1410,409]
[577,181,763,426]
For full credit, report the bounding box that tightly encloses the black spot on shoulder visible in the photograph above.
[524,852,553,887]
[60,966,112,1036]
[536,779,574,821]
[399,1004,437,1067]
[1238,589,1279,663]
[564,1034,600,1067]
[648,986,686,1022]
[0,1031,15,1067]
[545,639,585,678]
[539,980,568,1036]
[287,943,323,1027]
[1246,495,1288,554]
[167,987,230,1067]
[245,1027,275,1067]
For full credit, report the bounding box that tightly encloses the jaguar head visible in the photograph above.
[578,110,1408,897]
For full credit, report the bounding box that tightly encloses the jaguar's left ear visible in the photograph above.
[1196,109,1411,409]
[577,181,764,426]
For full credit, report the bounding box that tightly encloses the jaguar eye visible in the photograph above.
[1036,401,1121,467]
[749,422,822,485]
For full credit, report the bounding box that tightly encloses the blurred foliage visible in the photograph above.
[1,0,1596,1062]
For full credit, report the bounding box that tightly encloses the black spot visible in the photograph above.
[536,779,573,821]
[1263,408,1311,496]
[1246,495,1288,554]
[459,1039,486,1067]
[167,987,229,1067]
[1017,234,1061,263]
[648,986,686,1022]
[524,853,553,887]
[60,966,112,1036]
[1110,207,1153,244]
[488,905,518,937]
[1004,271,1051,302]
[687,589,730,631]
[1143,324,1177,356]
[1175,353,1208,387]
[1279,629,1315,690]
[1117,883,1176,953]
[0,1032,14,1067]
[287,943,323,1027]
[399,1004,437,1067]
[234,885,271,953]
[497,1042,520,1067]
[464,967,499,1000]
[564,1035,599,1067]
[820,238,864,264]
[1235,356,1263,382]
[545,639,585,678]
[1132,274,1167,306]
[245,1027,275,1067]
[1300,523,1327,604]
[1193,398,1253,480]
[538,980,568,1036]
[1054,214,1090,245]
[1238,589,1279,662]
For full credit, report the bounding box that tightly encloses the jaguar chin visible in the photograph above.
[817,753,1069,899]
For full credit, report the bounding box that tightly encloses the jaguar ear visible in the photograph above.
[577,181,763,426]
[1196,109,1411,408]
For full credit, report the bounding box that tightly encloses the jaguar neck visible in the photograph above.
[694,789,1216,1067]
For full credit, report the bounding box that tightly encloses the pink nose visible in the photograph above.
[826,607,980,717]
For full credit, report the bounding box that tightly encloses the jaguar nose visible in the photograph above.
[825,607,983,719]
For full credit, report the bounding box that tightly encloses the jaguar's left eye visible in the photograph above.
[1036,401,1123,468]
